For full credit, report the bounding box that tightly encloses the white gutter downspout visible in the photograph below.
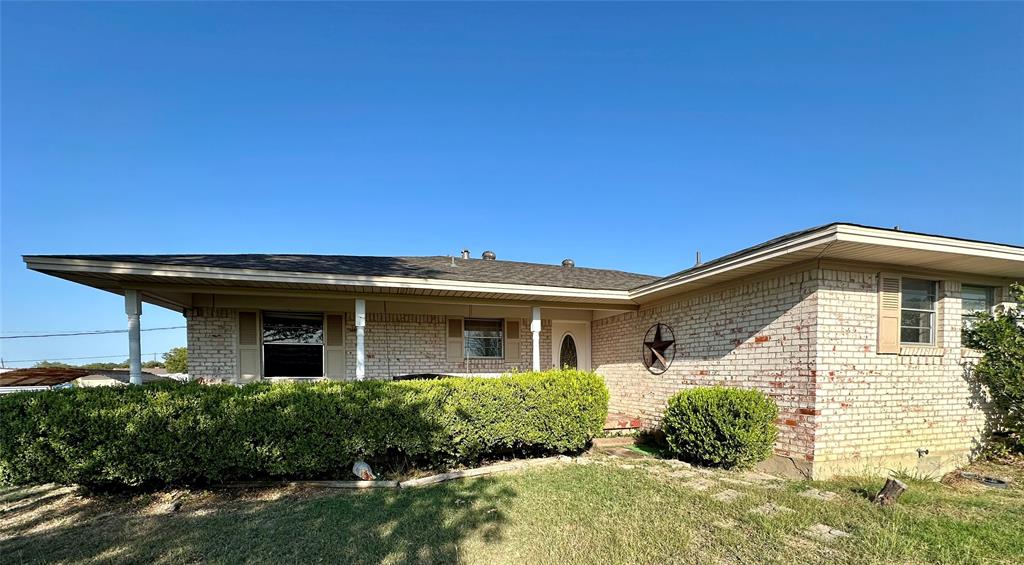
[531,307,541,372]
[355,299,366,380]
[125,290,143,385]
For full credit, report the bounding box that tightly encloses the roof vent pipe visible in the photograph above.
[481,250,496,261]
[461,249,470,260]
[561,258,575,268]
[695,251,702,266]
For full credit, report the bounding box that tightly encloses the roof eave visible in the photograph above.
[23,256,637,306]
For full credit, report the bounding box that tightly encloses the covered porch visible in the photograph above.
[22,253,645,383]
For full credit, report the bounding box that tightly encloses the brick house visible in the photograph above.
[25,223,1024,478]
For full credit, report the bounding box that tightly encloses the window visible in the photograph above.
[262,312,324,377]
[962,285,995,331]
[464,318,503,358]
[900,279,937,345]
[962,285,994,316]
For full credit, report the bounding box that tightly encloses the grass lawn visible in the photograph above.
[2,454,1022,564]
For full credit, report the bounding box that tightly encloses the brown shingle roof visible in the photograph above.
[35,254,659,291]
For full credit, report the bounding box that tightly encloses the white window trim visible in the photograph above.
[899,279,937,346]
[463,318,505,360]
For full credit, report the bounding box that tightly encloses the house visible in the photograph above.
[0,367,168,393]
[23,223,1024,479]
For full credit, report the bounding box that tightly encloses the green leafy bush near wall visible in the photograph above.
[661,387,778,469]
[964,282,1024,454]
[0,369,608,489]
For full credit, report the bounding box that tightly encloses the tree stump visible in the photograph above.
[874,478,907,506]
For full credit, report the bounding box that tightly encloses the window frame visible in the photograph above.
[463,318,505,359]
[961,285,995,317]
[899,278,938,346]
[261,311,325,378]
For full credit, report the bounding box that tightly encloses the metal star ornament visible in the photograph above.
[642,323,676,374]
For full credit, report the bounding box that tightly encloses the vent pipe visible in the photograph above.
[695,251,702,266]
[461,249,470,260]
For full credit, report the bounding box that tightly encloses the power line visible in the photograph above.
[3,352,165,364]
[0,326,185,340]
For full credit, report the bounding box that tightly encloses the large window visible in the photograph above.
[464,318,504,358]
[262,312,324,377]
[900,279,937,345]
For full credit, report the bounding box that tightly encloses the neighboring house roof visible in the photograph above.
[0,368,168,387]
[23,223,1024,309]
[27,254,658,291]
[0,368,90,387]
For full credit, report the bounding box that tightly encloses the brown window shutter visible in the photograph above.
[325,314,345,379]
[447,318,464,362]
[877,273,901,354]
[238,312,261,381]
[505,319,521,361]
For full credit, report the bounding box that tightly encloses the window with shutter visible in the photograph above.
[324,314,345,379]
[877,274,901,354]
[505,320,521,361]
[238,312,261,381]
[446,318,464,362]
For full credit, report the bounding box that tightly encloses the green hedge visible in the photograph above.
[0,369,608,489]
[661,386,778,469]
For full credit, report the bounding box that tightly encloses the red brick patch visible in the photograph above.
[754,335,770,343]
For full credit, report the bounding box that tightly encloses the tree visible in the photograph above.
[964,282,1024,452]
[163,347,188,373]
[33,361,73,368]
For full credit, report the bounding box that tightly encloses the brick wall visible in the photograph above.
[814,270,987,478]
[593,270,820,470]
[593,267,996,479]
[185,307,238,380]
[185,308,552,381]
[351,314,550,379]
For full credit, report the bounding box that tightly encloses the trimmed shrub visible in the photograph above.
[0,369,608,489]
[661,387,778,469]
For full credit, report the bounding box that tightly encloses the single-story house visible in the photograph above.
[0,367,168,394]
[23,223,1024,478]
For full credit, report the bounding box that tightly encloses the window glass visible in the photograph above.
[962,285,993,315]
[464,319,503,358]
[263,312,323,377]
[559,335,578,369]
[900,279,936,345]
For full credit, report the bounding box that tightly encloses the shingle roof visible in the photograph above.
[39,254,659,291]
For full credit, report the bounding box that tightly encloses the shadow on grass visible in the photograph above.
[0,478,516,564]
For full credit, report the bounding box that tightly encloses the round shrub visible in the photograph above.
[661,386,778,469]
[0,369,608,489]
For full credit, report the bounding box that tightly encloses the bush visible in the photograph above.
[964,282,1024,452]
[0,369,608,489]
[661,387,778,469]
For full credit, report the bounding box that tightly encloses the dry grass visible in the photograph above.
[2,455,1022,564]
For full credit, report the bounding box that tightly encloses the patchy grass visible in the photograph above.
[2,456,1022,564]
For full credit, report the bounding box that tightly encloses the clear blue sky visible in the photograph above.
[2,2,1022,367]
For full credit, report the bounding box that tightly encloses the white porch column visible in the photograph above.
[125,290,143,385]
[355,299,366,380]
[531,306,541,371]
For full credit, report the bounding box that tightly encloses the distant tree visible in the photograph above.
[964,282,1024,453]
[142,360,165,369]
[80,362,128,370]
[163,347,188,373]
[33,361,74,368]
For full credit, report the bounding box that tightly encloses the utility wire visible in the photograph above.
[0,326,185,340]
[3,352,165,364]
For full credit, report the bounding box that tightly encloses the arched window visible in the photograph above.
[559,334,578,369]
